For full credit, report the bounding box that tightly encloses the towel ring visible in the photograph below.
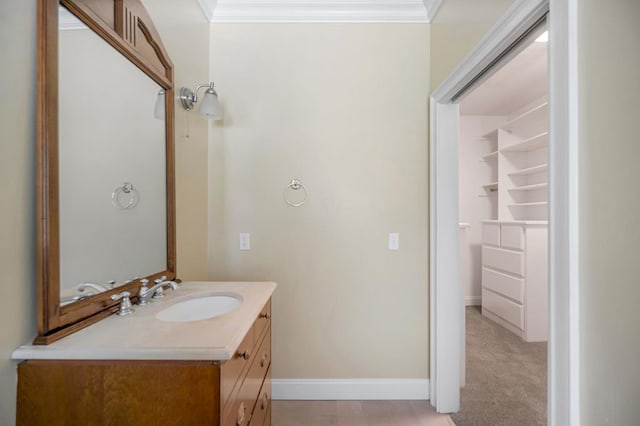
[111,182,139,210]
[283,179,307,207]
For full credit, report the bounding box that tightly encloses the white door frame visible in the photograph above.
[429,1,580,425]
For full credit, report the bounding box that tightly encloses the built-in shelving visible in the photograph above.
[482,151,499,161]
[508,163,548,177]
[483,182,498,192]
[502,102,548,136]
[508,183,548,192]
[509,201,549,207]
[500,132,548,152]
[476,96,549,221]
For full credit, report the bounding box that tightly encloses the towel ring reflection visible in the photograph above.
[111,182,139,210]
[283,179,307,207]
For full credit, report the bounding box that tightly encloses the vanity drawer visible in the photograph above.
[501,225,524,250]
[482,289,524,330]
[254,300,271,345]
[482,246,524,276]
[482,267,525,303]
[482,223,501,246]
[249,366,271,426]
[223,327,271,426]
[221,325,256,408]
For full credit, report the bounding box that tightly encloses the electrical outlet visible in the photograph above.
[240,233,251,250]
[388,233,399,250]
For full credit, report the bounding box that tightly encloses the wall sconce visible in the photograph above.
[154,89,165,120]
[179,82,221,120]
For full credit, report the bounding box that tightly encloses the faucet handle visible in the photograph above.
[110,291,134,316]
[138,279,151,305]
[107,280,117,289]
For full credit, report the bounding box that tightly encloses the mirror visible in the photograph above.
[58,7,166,302]
[36,0,175,344]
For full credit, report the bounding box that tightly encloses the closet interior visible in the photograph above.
[459,33,548,343]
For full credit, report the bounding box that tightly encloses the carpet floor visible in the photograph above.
[451,306,547,426]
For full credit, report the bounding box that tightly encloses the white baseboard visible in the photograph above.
[465,296,481,306]
[272,379,430,400]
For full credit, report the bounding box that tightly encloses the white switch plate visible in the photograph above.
[388,233,399,250]
[240,233,251,250]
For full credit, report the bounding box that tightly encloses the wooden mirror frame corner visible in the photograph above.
[36,0,176,344]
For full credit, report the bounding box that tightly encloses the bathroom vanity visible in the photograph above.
[14,281,275,425]
[14,1,276,425]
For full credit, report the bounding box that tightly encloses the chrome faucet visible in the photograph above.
[77,282,109,293]
[138,278,179,305]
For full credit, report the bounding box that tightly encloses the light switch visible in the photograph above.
[388,233,399,250]
[240,233,251,250]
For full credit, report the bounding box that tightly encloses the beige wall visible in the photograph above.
[0,2,37,424]
[145,0,211,280]
[578,1,640,423]
[430,0,515,88]
[209,24,430,378]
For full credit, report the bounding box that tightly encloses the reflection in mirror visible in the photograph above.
[58,6,167,304]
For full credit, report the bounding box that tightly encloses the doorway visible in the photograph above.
[428,1,580,425]
[455,27,549,424]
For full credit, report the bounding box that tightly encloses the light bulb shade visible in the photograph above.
[154,90,165,120]
[199,88,221,120]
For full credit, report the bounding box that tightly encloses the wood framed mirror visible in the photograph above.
[36,0,176,344]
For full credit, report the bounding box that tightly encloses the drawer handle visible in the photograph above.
[261,392,270,410]
[259,312,271,320]
[238,350,250,360]
[236,402,246,425]
[260,352,269,367]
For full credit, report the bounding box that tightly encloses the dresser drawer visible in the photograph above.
[223,327,271,426]
[254,300,271,345]
[482,223,500,246]
[482,267,525,303]
[221,324,256,409]
[482,246,524,276]
[482,289,524,330]
[501,225,524,250]
[249,366,271,426]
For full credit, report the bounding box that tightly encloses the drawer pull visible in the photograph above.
[260,353,269,367]
[259,312,271,320]
[236,402,247,425]
[238,350,250,360]
[261,392,270,410]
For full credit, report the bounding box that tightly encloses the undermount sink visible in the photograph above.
[155,293,243,322]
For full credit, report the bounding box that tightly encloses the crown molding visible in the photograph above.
[423,0,443,21]
[198,0,431,23]
[198,0,216,21]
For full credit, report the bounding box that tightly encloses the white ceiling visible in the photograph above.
[197,0,443,23]
[460,39,548,116]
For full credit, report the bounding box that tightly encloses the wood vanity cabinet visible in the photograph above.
[16,300,272,426]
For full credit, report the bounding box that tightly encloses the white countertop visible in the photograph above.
[12,281,276,361]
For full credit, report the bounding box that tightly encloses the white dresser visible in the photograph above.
[481,220,548,342]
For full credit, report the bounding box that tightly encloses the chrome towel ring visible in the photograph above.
[283,179,307,207]
[111,182,139,210]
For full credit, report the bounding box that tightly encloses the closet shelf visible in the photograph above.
[508,183,548,192]
[483,182,498,191]
[481,129,499,141]
[500,132,548,152]
[482,151,499,160]
[503,102,548,134]
[509,202,549,208]
[508,163,548,177]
